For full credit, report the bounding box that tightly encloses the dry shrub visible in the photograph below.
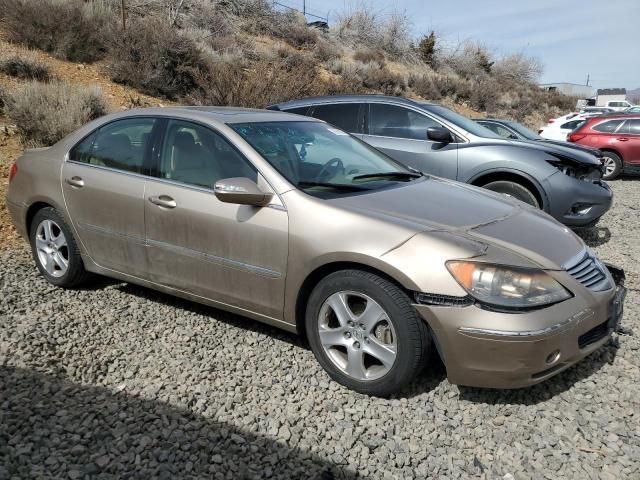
[416,31,437,67]
[409,72,442,101]
[328,58,407,95]
[353,49,385,65]
[335,6,414,58]
[493,53,543,84]
[3,82,110,147]
[281,23,319,47]
[189,58,329,108]
[0,0,113,62]
[0,54,53,82]
[314,39,342,63]
[108,19,208,100]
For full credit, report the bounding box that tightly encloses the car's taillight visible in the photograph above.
[8,163,18,183]
[568,133,587,142]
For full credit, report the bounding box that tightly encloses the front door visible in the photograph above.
[144,119,289,320]
[361,103,459,179]
[61,117,157,277]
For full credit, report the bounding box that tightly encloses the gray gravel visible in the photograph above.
[1,179,639,479]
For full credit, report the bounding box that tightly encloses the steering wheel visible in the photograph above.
[315,157,344,182]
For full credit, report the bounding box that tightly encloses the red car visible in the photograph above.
[568,115,640,180]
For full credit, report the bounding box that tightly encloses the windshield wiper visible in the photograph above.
[353,171,423,181]
[297,181,369,191]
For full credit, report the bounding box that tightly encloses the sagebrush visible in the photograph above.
[4,82,110,147]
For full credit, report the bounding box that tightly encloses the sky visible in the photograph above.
[295,0,639,90]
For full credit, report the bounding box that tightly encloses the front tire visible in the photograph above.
[481,180,539,208]
[305,270,431,397]
[601,151,622,180]
[29,207,90,288]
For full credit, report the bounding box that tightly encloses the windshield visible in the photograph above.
[420,104,502,138]
[230,121,420,196]
[504,121,541,140]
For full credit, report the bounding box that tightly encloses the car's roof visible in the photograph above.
[270,95,434,109]
[105,106,317,124]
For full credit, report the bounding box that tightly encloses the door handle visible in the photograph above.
[65,176,85,188]
[618,138,629,142]
[149,195,177,209]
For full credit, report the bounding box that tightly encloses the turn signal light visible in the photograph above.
[8,163,18,183]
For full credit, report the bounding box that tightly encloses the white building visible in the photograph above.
[595,88,627,107]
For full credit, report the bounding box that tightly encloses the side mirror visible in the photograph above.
[426,126,453,143]
[214,177,273,206]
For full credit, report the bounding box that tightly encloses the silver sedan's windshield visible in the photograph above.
[230,121,421,195]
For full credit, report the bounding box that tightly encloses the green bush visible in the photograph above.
[3,82,110,147]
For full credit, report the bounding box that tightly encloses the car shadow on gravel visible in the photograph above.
[457,337,620,405]
[0,365,357,480]
[117,283,308,350]
[574,226,612,247]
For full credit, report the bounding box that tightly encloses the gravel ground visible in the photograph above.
[1,179,639,479]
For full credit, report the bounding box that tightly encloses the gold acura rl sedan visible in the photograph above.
[6,107,626,396]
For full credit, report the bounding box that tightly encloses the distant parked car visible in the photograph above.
[622,106,640,114]
[475,118,604,157]
[605,100,633,112]
[581,107,616,115]
[539,116,589,141]
[269,95,612,227]
[569,115,640,180]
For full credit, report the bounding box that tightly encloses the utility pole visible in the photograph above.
[121,0,126,30]
[303,0,306,17]
[586,74,590,86]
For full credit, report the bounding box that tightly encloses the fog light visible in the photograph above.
[567,203,593,216]
[545,350,561,365]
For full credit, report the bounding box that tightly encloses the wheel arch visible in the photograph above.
[294,261,416,337]
[469,169,547,210]
[600,147,624,161]
[25,200,58,237]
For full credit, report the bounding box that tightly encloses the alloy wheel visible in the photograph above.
[317,291,397,381]
[602,156,616,177]
[35,219,69,278]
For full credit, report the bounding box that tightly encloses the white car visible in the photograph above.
[605,100,633,112]
[538,114,590,141]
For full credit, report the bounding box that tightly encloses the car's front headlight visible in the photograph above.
[446,261,572,310]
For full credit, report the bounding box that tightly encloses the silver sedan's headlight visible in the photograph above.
[446,261,572,309]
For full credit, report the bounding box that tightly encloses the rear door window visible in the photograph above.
[592,120,624,133]
[311,103,362,133]
[369,104,440,140]
[628,119,640,135]
[283,106,311,116]
[89,118,156,174]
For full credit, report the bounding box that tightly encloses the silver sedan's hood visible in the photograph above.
[329,177,584,269]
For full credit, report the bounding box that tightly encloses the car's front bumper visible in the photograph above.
[543,172,613,227]
[415,266,626,389]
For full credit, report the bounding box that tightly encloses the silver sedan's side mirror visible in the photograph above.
[214,177,273,206]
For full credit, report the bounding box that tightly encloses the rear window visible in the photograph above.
[592,120,624,133]
[283,106,310,116]
[561,120,585,130]
[629,119,640,135]
[311,103,361,133]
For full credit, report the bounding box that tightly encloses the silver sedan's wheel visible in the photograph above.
[318,291,397,381]
[35,219,69,278]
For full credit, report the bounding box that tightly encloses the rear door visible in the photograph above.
[61,117,157,277]
[362,103,458,179]
[617,119,640,163]
[309,103,364,136]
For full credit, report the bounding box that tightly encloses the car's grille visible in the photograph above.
[578,320,609,349]
[564,250,611,291]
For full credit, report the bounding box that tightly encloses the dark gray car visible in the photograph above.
[268,95,612,227]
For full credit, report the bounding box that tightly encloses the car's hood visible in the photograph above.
[505,138,601,166]
[329,177,584,269]
[536,139,603,157]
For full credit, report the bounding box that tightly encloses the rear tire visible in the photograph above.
[29,207,91,288]
[305,269,431,397]
[601,151,622,180]
[482,180,539,208]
